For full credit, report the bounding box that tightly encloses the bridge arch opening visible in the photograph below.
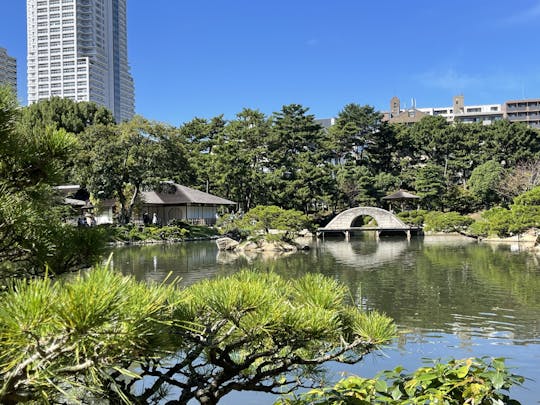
[351,215,378,228]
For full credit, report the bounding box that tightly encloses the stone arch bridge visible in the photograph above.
[317,207,420,240]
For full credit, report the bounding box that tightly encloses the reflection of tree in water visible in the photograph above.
[358,242,540,343]
[108,242,236,286]
[108,239,540,344]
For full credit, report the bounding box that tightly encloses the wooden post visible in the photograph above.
[406,229,411,241]
[345,231,350,241]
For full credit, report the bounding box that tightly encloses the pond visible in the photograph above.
[109,235,540,404]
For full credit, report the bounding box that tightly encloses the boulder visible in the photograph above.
[216,237,240,251]
[297,228,313,238]
[236,238,297,253]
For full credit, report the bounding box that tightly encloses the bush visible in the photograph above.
[469,205,540,238]
[397,210,428,226]
[279,357,524,405]
[44,225,109,273]
[217,206,312,238]
[423,211,473,233]
[106,224,191,243]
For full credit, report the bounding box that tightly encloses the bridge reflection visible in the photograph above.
[319,238,409,269]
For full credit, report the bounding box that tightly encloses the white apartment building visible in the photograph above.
[417,96,503,125]
[0,47,17,92]
[27,0,134,122]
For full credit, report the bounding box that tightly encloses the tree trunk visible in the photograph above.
[126,184,140,224]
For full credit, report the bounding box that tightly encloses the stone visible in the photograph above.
[216,237,240,251]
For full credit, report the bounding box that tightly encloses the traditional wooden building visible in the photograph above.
[139,182,236,225]
[58,182,236,226]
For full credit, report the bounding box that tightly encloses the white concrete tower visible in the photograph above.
[27,0,134,122]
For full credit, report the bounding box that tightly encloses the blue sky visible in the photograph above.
[2,1,540,125]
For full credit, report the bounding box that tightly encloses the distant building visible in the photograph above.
[27,0,135,122]
[315,118,336,129]
[0,47,17,92]
[504,99,540,129]
[384,95,504,125]
[320,95,540,130]
[383,96,429,124]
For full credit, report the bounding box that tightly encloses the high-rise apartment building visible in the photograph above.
[0,47,17,92]
[27,0,134,122]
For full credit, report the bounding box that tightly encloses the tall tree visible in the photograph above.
[415,163,447,210]
[20,97,115,135]
[0,86,104,278]
[482,120,540,167]
[183,115,226,193]
[328,103,383,164]
[467,160,505,209]
[76,117,190,224]
[266,104,332,212]
[211,109,270,211]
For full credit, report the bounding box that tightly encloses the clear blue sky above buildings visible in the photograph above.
[2,0,540,125]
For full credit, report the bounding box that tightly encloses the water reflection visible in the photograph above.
[108,237,540,404]
[320,238,408,268]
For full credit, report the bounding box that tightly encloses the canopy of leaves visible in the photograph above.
[0,265,395,404]
[219,205,311,236]
[467,160,504,208]
[19,97,115,135]
[75,117,191,223]
[0,86,105,278]
[0,263,178,404]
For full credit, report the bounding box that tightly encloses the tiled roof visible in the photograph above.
[142,182,236,206]
[382,190,421,200]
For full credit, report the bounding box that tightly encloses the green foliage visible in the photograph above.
[329,103,384,164]
[0,263,179,403]
[75,117,191,224]
[414,164,446,210]
[279,357,524,404]
[0,265,395,404]
[0,86,104,278]
[144,270,395,404]
[336,164,377,208]
[513,185,540,206]
[19,97,115,135]
[467,160,504,208]
[423,211,474,233]
[106,224,193,242]
[396,210,428,226]
[42,225,109,274]
[468,187,540,237]
[219,205,311,237]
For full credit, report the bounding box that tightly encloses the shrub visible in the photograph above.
[279,357,524,405]
[423,211,473,233]
[469,205,540,238]
[217,206,312,237]
[397,209,428,226]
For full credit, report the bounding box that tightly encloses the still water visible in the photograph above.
[109,235,540,404]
